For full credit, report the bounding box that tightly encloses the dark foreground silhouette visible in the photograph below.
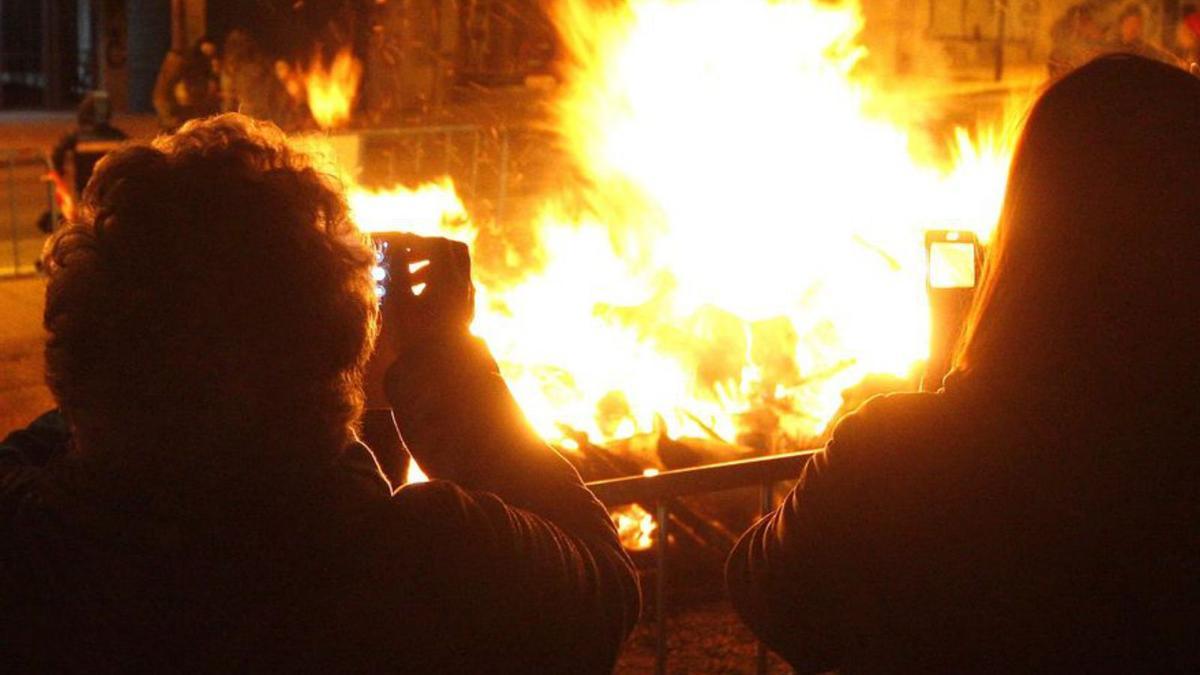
[1,115,639,672]
[728,55,1200,673]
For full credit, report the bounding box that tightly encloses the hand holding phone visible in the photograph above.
[363,233,475,408]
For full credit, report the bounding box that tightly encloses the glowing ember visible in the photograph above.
[613,504,658,551]
[302,47,363,130]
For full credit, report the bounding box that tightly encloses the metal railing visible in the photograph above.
[0,147,54,278]
[352,123,555,232]
[587,449,819,675]
[354,124,485,199]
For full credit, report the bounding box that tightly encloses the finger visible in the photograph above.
[449,240,472,283]
[407,265,431,288]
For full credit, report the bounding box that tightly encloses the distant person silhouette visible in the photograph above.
[40,91,127,233]
[50,91,127,195]
[727,55,1200,673]
[1,114,638,672]
[152,37,221,130]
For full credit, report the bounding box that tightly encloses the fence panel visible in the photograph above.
[1,148,53,278]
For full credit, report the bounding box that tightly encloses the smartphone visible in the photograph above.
[371,234,408,301]
[925,230,980,290]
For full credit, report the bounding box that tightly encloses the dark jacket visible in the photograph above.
[0,336,639,672]
[727,382,1198,673]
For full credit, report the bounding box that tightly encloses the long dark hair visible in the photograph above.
[954,56,1200,411]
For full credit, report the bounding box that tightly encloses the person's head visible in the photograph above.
[42,114,376,475]
[954,56,1200,408]
[77,91,112,128]
[1119,5,1144,43]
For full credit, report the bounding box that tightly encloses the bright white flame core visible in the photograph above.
[330,0,1024,451]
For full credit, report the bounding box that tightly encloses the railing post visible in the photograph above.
[655,499,669,675]
[443,130,452,175]
[754,481,774,675]
[469,129,481,200]
[496,129,509,228]
[8,152,18,274]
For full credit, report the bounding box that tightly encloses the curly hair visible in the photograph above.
[43,114,376,470]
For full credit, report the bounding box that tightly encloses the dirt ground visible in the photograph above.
[617,600,792,674]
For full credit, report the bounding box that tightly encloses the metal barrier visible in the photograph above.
[0,147,54,278]
[354,124,485,198]
[587,449,819,675]
[352,123,558,232]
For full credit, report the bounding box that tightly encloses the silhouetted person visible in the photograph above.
[727,56,1200,673]
[1,114,638,672]
[153,37,221,130]
[40,91,127,233]
[50,91,127,195]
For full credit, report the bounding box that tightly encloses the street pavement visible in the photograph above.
[0,276,52,434]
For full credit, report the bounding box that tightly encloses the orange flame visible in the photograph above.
[298,0,1032,549]
[613,504,657,551]
[302,47,363,130]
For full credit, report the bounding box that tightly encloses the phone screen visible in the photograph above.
[372,240,391,299]
[928,241,977,289]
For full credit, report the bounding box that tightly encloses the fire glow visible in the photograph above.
[302,47,363,130]
[314,0,1028,547]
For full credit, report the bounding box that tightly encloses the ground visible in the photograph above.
[0,276,52,433]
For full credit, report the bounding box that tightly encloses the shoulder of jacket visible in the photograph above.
[825,391,947,467]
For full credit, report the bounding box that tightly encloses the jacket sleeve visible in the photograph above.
[726,411,866,674]
[1,410,71,522]
[1,410,70,469]
[383,334,641,670]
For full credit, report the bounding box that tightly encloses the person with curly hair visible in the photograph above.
[0,114,639,672]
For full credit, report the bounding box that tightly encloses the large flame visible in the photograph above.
[469,0,1023,446]
[306,0,1031,549]
[302,47,363,130]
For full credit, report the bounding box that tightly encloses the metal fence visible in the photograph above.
[353,123,559,231]
[587,450,819,675]
[0,123,549,280]
[0,148,54,278]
